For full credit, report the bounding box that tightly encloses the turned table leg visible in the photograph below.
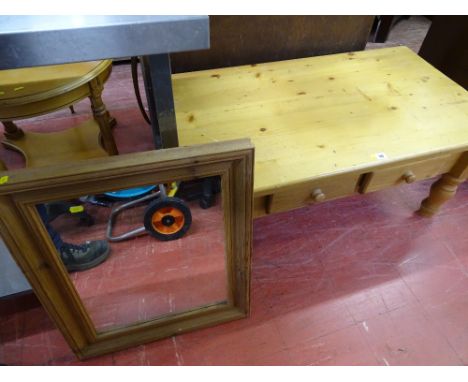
[2,121,25,140]
[418,152,468,217]
[89,78,118,155]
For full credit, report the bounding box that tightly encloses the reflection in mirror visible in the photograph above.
[35,176,227,332]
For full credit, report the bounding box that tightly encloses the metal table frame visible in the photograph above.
[0,15,210,149]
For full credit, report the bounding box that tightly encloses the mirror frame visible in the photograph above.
[0,139,254,359]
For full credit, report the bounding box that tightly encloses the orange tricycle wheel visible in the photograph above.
[144,197,192,241]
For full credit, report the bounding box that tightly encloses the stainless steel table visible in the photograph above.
[0,15,210,148]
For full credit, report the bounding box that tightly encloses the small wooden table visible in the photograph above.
[173,46,468,217]
[0,15,210,151]
[0,60,117,168]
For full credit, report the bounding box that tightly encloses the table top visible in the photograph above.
[0,61,111,104]
[0,16,209,69]
[173,46,468,194]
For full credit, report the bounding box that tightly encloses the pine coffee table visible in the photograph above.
[173,46,468,217]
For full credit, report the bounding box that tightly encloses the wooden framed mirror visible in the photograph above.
[0,139,254,359]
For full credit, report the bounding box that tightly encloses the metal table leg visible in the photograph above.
[140,54,179,149]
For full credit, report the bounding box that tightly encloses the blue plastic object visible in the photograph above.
[104,185,157,199]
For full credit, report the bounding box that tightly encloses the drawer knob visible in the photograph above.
[403,171,416,184]
[311,188,326,202]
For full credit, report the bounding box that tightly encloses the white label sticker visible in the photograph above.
[375,152,388,160]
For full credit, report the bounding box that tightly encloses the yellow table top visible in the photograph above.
[0,60,111,105]
[173,46,468,194]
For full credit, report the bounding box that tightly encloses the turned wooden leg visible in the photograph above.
[88,78,118,155]
[417,152,468,217]
[107,113,117,129]
[2,121,24,140]
[418,174,463,217]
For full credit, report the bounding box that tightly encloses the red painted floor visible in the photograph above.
[1,63,468,365]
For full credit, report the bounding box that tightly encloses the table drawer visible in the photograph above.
[268,172,360,214]
[360,154,459,193]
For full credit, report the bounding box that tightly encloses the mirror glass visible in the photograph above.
[35,176,227,332]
